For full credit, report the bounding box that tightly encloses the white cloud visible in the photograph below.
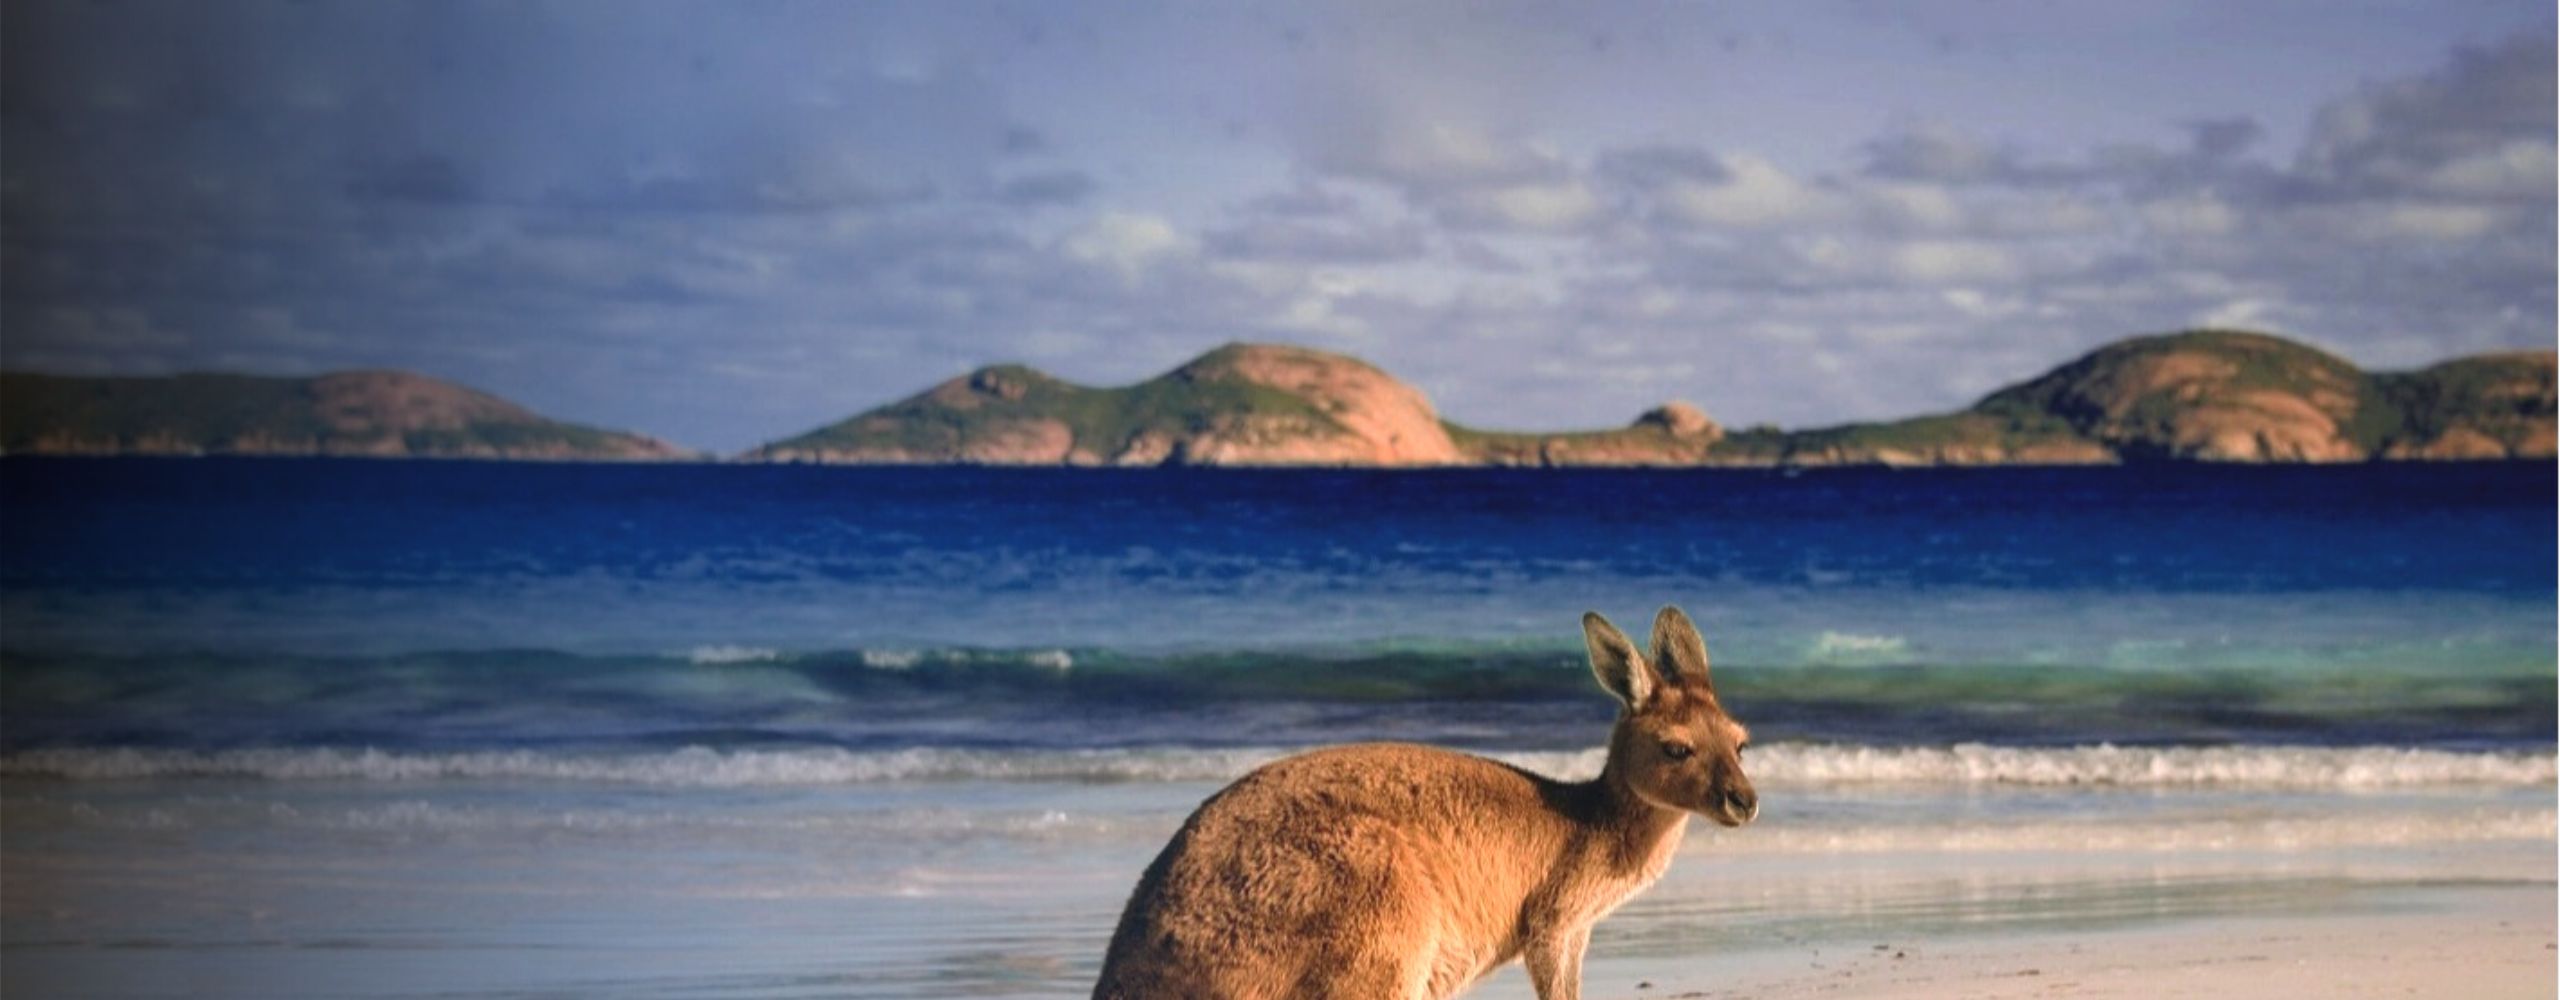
[1659,154,1836,228]
[1861,182,1967,232]
[1940,288,2026,320]
[1462,180,1603,231]
[1014,329,1099,360]
[1205,260,1307,297]
[1374,121,1535,184]
[2361,203,2504,242]
[1633,287,1680,318]
[2421,140,2556,200]
[2141,193,2239,237]
[2194,297,2289,331]
[1272,293,1368,339]
[1887,240,2021,284]
[2295,34,2553,198]
[1862,123,2012,182]
[1301,99,1593,236]
[1062,212,1189,280]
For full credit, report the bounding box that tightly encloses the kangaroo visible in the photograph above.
[1093,606,1756,1000]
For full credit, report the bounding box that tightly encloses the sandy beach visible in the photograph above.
[1456,788,2559,1000]
[1629,892,2555,999]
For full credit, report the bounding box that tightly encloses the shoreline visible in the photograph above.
[10,451,2559,470]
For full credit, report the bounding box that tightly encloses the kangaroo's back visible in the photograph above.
[1093,743,1584,1000]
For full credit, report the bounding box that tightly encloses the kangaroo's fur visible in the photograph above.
[1093,606,1756,1000]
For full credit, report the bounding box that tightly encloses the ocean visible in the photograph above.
[2,459,2552,998]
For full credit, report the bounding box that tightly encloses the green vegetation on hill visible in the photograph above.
[6,373,328,446]
[2372,353,2559,453]
[394,421,650,456]
[1439,421,1723,466]
[756,361,1349,461]
[1777,410,2091,462]
[0,371,688,460]
[1974,331,2361,420]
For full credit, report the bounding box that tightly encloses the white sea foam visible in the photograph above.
[1808,631,1911,662]
[1025,649,1074,672]
[0,746,1277,786]
[1753,743,2560,789]
[1710,808,2560,856]
[2,743,2549,790]
[687,645,783,665]
[858,649,923,670]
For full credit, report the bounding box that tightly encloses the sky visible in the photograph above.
[3,1,2552,453]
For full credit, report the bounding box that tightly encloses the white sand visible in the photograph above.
[1622,885,2555,999]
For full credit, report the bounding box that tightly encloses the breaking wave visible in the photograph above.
[6,743,2548,790]
[7,641,2552,751]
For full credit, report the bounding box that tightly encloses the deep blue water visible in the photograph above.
[5,458,2549,595]
[2,458,2551,754]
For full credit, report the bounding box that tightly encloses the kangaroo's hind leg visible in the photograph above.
[1288,946,1434,1000]
[1293,899,1449,1000]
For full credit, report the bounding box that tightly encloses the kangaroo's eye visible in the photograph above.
[1659,741,1695,761]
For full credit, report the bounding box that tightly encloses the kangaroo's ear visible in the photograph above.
[1583,611,1654,708]
[1649,605,1712,689]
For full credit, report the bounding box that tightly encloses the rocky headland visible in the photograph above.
[0,370,694,460]
[744,344,1474,466]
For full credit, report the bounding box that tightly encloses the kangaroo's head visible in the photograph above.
[1584,606,1758,827]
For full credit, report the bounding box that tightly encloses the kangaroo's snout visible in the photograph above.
[1712,784,1759,827]
[1733,785,1760,825]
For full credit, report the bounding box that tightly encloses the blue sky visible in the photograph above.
[4,1,2552,452]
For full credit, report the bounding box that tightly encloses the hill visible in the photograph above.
[1752,331,2554,465]
[748,331,2554,467]
[744,343,1463,465]
[1873,330,2549,464]
[0,370,694,460]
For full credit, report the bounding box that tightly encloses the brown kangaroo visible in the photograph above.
[1093,606,1756,1000]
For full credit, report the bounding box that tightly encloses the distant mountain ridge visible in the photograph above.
[5,331,2549,465]
[748,330,2555,467]
[0,370,692,460]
